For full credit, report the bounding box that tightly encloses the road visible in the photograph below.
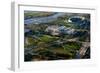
[79,42,90,57]
[24,13,66,25]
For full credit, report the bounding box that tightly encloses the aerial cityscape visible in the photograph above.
[24,11,90,61]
